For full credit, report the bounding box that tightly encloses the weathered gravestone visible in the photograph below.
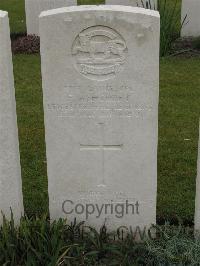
[40,5,160,231]
[195,122,200,233]
[25,0,77,36]
[106,0,157,9]
[181,0,200,37]
[0,11,24,225]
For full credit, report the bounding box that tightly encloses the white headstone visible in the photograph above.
[181,0,200,37]
[195,121,200,233]
[25,0,77,36]
[0,11,24,225]
[40,6,160,232]
[106,0,157,9]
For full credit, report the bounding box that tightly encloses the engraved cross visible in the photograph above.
[80,123,123,187]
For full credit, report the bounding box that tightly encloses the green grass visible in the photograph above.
[158,57,200,222]
[13,55,48,216]
[0,0,26,33]
[13,54,200,222]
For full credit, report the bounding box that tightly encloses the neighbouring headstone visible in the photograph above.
[106,0,157,9]
[25,0,77,36]
[0,11,24,225]
[40,5,160,232]
[181,0,200,37]
[195,121,200,233]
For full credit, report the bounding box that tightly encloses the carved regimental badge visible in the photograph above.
[72,26,128,81]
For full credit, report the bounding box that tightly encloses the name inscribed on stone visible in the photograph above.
[47,84,153,118]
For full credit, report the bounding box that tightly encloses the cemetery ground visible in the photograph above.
[9,55,200,264]
[13,53,200,223]
[0,0,198,223]
[2,56,200,258]
[1,1,200,265]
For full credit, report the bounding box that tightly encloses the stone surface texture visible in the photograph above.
[0,11,24,225]
[181,0,200,37]
[25,0,77,35]
[40,5,160,231]
[106,0,157,9]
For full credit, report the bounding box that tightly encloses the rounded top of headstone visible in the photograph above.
[0,10,8,18]
[39,5,159,19]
